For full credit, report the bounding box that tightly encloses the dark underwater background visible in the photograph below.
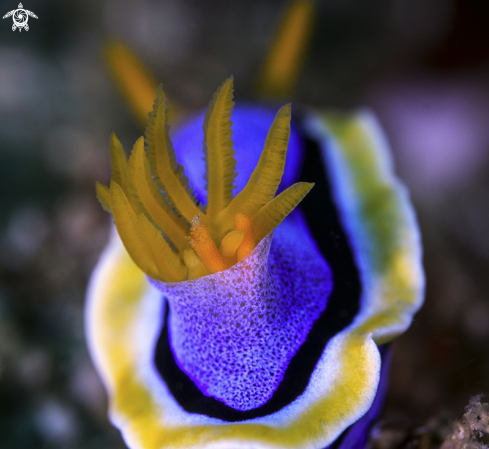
[0,0,488,447]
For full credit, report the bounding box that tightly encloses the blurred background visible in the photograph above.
[0,0,488,447]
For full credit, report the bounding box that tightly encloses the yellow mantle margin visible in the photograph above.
[86,110,424,449]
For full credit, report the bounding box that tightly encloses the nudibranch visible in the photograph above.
[86,78,424,449]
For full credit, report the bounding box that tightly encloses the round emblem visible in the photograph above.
[13,9,27,28]
[2,3,37,32]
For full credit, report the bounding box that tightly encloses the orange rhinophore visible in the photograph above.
[235,214,255,262]
[97,78,313,282]
[189,216,228,274]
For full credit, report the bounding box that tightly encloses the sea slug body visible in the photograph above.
[86,78,424,449]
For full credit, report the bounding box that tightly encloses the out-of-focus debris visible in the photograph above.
[441,396,489,449]
[369,396,489,449]
[369,415,451,449]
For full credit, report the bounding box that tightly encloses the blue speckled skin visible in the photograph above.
[87,98,423,449]
[159,104,396,432]
[147,103,336,411]
[150,211,333,411]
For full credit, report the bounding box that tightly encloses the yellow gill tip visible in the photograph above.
[104,40,181,125]
[98,80,315,282]
[183,248,204,270]
[203,76,237,223]
[104,40,159,125]
[183,248,210,280]
[96,182,112,213]
[257,0,315,98]
[235,214,256,262]
[189,216,228,274]
[220,230,244,258]
[137,213,188,283]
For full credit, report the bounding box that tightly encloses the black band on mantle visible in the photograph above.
[153,124,362,422]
